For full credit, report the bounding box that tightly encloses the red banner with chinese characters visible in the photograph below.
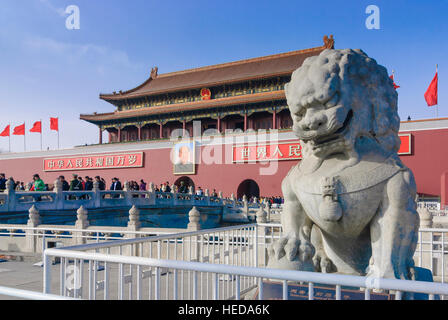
[233,142,302,162]
[233,134,412,162]
[43,152,144,171]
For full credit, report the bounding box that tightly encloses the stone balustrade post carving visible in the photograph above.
[187,206,201,231]
[127,205,141,230]
[26,205,40,252]
[123,181,132,205]
[53,179,64,210]
[92,180,101,207]
[5,178,16,211]
[74,205,89,245]
[123,181,130,191]
[256,206,268,240]
[126,205,141,255]
[256,205,267,223]
[188,186,194,195]
[264,199,271,222]
[242,195,249,217]
[187,206,201,262]
[230,193,236,207]
[148,182,155,193]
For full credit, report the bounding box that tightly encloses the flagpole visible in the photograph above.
[58,124,60,150]
[8,123,10,153]
[40,119,42,151]
[436,64,439,118]
[24,123,26,152]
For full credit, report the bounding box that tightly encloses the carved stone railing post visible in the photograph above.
[123,181,130,191]
[417,207,434,271]
[264,199,271,222]
[242,195,249,217]
[53,179,64,210]
[204,189,210,205]
[256,205,268,237]
[127,205,141,231]
[26,205,40,252]
[123,181,132,205]
[188,186,194,195]
[148,182,155,193]
[187,206,201,262]
[230,193,236,207]
[187,206,201,231]
[5,178,16,211]
[256,205,267,223]
[92,180,101,207]
[126,205,141,256]
[74,206,89,245]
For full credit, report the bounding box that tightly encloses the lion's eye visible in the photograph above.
[295,108,306,119]
[325,92,340,108]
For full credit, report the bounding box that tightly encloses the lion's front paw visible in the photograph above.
[267,234,315,271]
[313,252,336,273]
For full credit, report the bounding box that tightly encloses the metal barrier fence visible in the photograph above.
[40,222,448,300]
[42,224,257,300]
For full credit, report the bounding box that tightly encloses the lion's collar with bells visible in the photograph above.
[295,155,404,196]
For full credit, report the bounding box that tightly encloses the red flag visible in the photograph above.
[50,117,59,131]
[389,74,400,90]
[424,72,438,107]
[13,123,25,136]
[30,121,42,133]
[0,125,10,137]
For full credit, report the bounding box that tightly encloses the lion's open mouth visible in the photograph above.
[313,109,353,147]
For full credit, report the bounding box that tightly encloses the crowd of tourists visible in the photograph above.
[0,172,284,205]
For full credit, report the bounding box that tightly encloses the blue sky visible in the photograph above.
[0,0,446,152]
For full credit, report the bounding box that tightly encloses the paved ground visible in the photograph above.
[0,261,48,299]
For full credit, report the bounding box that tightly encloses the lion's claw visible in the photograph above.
[284,237,300,261]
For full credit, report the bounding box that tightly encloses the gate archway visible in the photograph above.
[237,179,260,200]
[174,176,195,191]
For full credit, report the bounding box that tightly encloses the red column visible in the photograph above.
[159,123,163,139]
[99,127,103,144]
[217,118,221,133]
[138,126,141,141]
[244,114,247,131]
[272,110,277,129]
[183,121,186,135]
[118,128,121,142]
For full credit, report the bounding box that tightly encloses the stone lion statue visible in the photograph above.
[267,49,419,280]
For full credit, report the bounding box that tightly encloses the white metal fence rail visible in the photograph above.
[0,285,76,300]
[38,222,448,300]
[43,248,448,300]
[43,224,258,300]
